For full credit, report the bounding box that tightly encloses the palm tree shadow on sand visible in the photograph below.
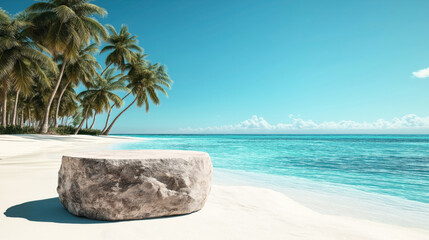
[4,197,108,224]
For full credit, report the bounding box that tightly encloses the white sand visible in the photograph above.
[0,134,428,240]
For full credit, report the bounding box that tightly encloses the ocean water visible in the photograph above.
[112,134,429,228]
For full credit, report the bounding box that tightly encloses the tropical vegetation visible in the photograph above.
[0,1,171,135]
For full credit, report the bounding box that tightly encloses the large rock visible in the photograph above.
[57,150,212,221]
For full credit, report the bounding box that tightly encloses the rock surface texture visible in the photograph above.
[57,150,212,221]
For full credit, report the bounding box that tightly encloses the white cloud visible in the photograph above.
[238,115,273,129]
[179,114,429,133]
[412,67,429,78]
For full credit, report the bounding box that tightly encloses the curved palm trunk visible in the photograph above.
[40,61,67,133]
[71,111,79,119]
[89,113,97,129]
[101,106,113,133]
[2,86,7,127]
[103,97,137,135]
[99,63,113,77]
[12,90,20,125]
[74,108,89,135]
[54,79,72,128]
[101,92,132,133]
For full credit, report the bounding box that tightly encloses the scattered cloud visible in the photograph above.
[412,67,429,78]
[179,114,429,133]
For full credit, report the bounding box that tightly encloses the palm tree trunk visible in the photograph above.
[101,91,131,133]
[2,86,7,127]
[54,79,71,128]
[100,63,113,77]
[12,90,20,125]
[40,61,67,133]
[27,108,31,127]
[85,118,88,129]
[90,113,97,129]
[101,106,113,133]
[103,97,137,135]
[71,111,79,121]
[74,108,89,135]
[20,110,24,127]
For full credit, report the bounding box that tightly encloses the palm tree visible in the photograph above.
[0,10,57,126]
[53,43,100,127]
[103,62,172,135]
[100,24,142,75]
[98,25,142,132]
[101,52,148,132]
[0,4,172,133]
[74,68,126,134]
[25,0,108,133]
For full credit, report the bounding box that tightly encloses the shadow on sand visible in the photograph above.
[4,197,108,224]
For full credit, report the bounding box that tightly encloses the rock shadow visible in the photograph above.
[4,197,108,224]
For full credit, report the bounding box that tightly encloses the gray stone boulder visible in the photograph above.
[57,150,212,221]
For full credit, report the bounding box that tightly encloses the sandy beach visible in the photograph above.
[0,135,428,240]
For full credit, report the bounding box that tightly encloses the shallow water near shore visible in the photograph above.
[112,134,429,229]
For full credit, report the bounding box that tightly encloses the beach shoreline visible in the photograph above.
[213,168,429,230]
[0,134,428,240]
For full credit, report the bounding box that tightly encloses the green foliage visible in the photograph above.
[0,125,101,135]
[0,126,36,134]
[101,24,142,72]
[77,128,102,136]
[49,125,75,135]
[127,62,172,111]
[24,0,108,60]
[79,67,127,114]
[50,126,101,135]
[0,9,57,96]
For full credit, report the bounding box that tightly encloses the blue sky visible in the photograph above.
[4,0,429,133]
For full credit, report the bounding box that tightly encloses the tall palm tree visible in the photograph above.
[99,25,142,132]
[101,52,147,132]
[0,10,57,126]
[74,68,126,134]
[103,62,172,135]
[25,0,108,133]
[100,24,142,75]
[53,43,100,127]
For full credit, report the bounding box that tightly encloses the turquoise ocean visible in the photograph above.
[112,134,429,229]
